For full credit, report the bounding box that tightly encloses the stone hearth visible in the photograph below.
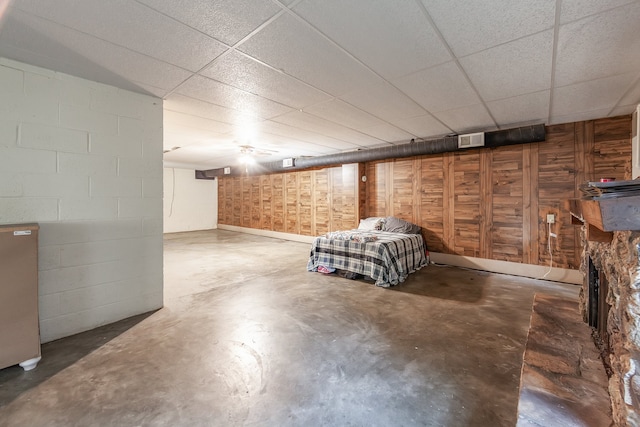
[583,230,640,426]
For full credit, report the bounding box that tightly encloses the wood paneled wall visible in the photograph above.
[218,164,361,236]
[218,116,631,269]
[364,116,631,269]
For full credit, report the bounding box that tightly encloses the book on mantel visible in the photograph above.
[579,179,640,200]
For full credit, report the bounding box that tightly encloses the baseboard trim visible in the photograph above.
[429,252,582,285]
[217,224,316,244]
[216,225,582,285]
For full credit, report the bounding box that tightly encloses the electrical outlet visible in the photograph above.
[547,214,555,224]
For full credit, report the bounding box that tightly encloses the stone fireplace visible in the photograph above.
[582,230,640,426]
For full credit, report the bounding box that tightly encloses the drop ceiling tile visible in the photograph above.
[292,0,451,80]
[303,99,387,131]
[433,104,496,134]
[238,13,381,97]
[164,110,234,134]
[555,2,640,87]
[359,124,414,143]
[257,133,338,156]
[340,81,427,121]
[201,51,331,109]
[176,75,293,119]
[135,0,282,46]
[13,0,227,72]
[552,72,637,117]
[421,0,555,57]
[620,76,640,106]
[487,91,550,127]
[272,110,385,147]
[610,104,637,117]
[460,30,553,102]
[164,94,264,125]
[0,11,192,92]
[260,120,361,151]
[560,0,637,24]
[392,61,481,113]
[549,108,613,125]
[388,114,452,138]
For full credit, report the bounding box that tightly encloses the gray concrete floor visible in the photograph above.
[0,229,579,426]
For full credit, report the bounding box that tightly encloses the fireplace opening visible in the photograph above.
[588,256,612,374]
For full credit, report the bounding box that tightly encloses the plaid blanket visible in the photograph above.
[307,230,427,287]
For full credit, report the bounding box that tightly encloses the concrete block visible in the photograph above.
[87,219,143,241]
[13,96,60,127]
[38,293,62,321]
[60,103,118,134]
[91,87,144,119]
[38,222,93,246]
[20,122,89,153]
[118,116,145,140]
[89,132,142,158]
[58,78,91,107]
[119,197,162,219]
[0,120,18,147]
[59,237,148,267]
[90,175,142,198]
[0,147,57,173]
[38,245,61,271]
[24,72,59,100]
[143,217,163,236]
[58,152,117,176]
[0,64,24,100]
[0,197,58,224]
[59,198,118,220]
[0,58,55,78]
[143,176,163,198]
[22,173,89,198]
[0,172,23,197]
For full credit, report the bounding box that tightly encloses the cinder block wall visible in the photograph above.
[0,58,163,343]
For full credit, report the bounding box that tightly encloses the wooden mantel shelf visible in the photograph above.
[570,194,640,242]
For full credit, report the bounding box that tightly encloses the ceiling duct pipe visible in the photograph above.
[196,124,545,179]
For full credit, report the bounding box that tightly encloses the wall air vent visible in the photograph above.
[458,132,485,149]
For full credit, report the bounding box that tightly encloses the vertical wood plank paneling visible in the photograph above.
[491,146,524,263]
[392,159,414,220]
[453,150,481,257]
[232,177,241,226]
[272,174,284,232]
[285,173,299,234]
[299,170,312,236]
[260,175,272,230]
[250,176,260,229]
[419,155,444,252]
[340,164,358,230]
[479,150,493,260]
[594,116,632,180]
[539,123,577,269]
[522,145,532,264]
[442,152,455,254]
[358,163,366,221]
[314,168,330,235]
[365,161,388,217]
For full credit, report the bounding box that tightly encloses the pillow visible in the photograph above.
[382,216,421,234]
[357,217,385,231]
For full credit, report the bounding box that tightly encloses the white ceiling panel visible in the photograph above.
[460,30,554,102]
[176,75,293,119]
[201,51,331,109]
[164,94,264,125]
[560,0,638,24]
[552,72,637,117]
[340,81,427,121]
[0,10,192,92]
[164,110,234,135]
[12,0,227,72]
[1,1,639,169]
[135,0,282,46]
[433,104,496,134]
[358,124,415,143]
[421,0,556,57]
[388,114,452,138]
[238,13,381,97]
[303,99,389,132]
[273,110,386,148]
[392,61,481,113]
[259,121,363,151]
[292,0,451,80]
[555,2,640,87]
[487,91,551,127]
